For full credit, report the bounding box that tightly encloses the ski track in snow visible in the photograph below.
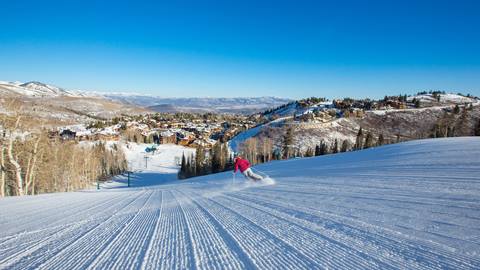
[1,137,480,269]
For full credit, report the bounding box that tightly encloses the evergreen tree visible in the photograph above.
[378,134,385,146]
[211,143,221,173]
[190,154,196,177]
[225,153,234,171]
[221,143,229,171]
[178,152,186,179]
[210,142,229,173]
[453,105,460,114]
[354,127,363,150]
[432,124,439,138]
[413,98,421,108]
[282,127,294,159]
[185,155,193,178]
[305,147,314,157]
[331,139,338,154]
[447,126,455,137]
[475,119,480,136]
[340,140,349,152]
[195,146,205,176]
[314,145,321,156]
[364,132,373,149]
[319,141,328,155]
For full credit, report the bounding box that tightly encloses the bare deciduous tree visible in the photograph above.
[1,142,5,197]
[7,115,24,196]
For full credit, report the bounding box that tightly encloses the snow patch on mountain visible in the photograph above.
[408,93,478,105]
[229,116,291,152]
[0,81,87,97]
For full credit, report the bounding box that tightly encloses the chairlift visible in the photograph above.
[145,145,157,153]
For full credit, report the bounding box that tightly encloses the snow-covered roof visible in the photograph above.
[98,127,119,136]
[160,130,175,137]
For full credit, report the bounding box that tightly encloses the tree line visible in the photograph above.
[178,142,233,179]
[1,109,127,197]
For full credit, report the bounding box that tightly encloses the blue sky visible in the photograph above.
[1,0,479,99]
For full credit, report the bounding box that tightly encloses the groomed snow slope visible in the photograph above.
[1,138,480,269]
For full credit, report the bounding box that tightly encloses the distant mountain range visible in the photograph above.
[0,80,291,115]
[0,81,148,126]
[101,94,292,114]
[0,81,88,97]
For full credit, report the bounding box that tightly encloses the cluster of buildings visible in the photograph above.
[293,98,415,123]
[54,115,257,149]
[55,124,122,141]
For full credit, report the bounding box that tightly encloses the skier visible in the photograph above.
[233,156,263,181]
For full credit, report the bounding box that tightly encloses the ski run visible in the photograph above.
[1,138,480,269]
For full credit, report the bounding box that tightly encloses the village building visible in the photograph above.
[190,138,217,149]
[159,130,177,144]
[60,129,76,140]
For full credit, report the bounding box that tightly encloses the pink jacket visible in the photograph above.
[234,158,250,173]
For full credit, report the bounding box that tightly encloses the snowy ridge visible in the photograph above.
[408,93,479,105]
[0,81,87,97]
[1,137,480,269]
[228,116,291,152]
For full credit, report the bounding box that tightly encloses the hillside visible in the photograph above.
[229,93,480,153]
[0,81,149,127]
[1,138,479,269]
[0,81,85,97]
[0,80,291,122]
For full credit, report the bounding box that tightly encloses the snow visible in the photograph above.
[59,124,85,132]
[265,102,298,118]
[441,93,476,103]
[122,143,194,173]
[1,137,480,269]
[0,81,84,97]
[407,93,478,105]
[228,116,291,152]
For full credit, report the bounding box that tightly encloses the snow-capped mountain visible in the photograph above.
[19,81,71,96]
[0,80,149,126]
[0,80,291,114]
[0,81,87,97]
[102,94,292,114]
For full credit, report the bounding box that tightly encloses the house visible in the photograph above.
[176,130,195,146]
[94,126,121,141]
[58,124,93,140]
[75,130,92,141]
[60,129,76,140]
[386,100,407,109]
[190,138,216,149]
[159,131,176,144]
